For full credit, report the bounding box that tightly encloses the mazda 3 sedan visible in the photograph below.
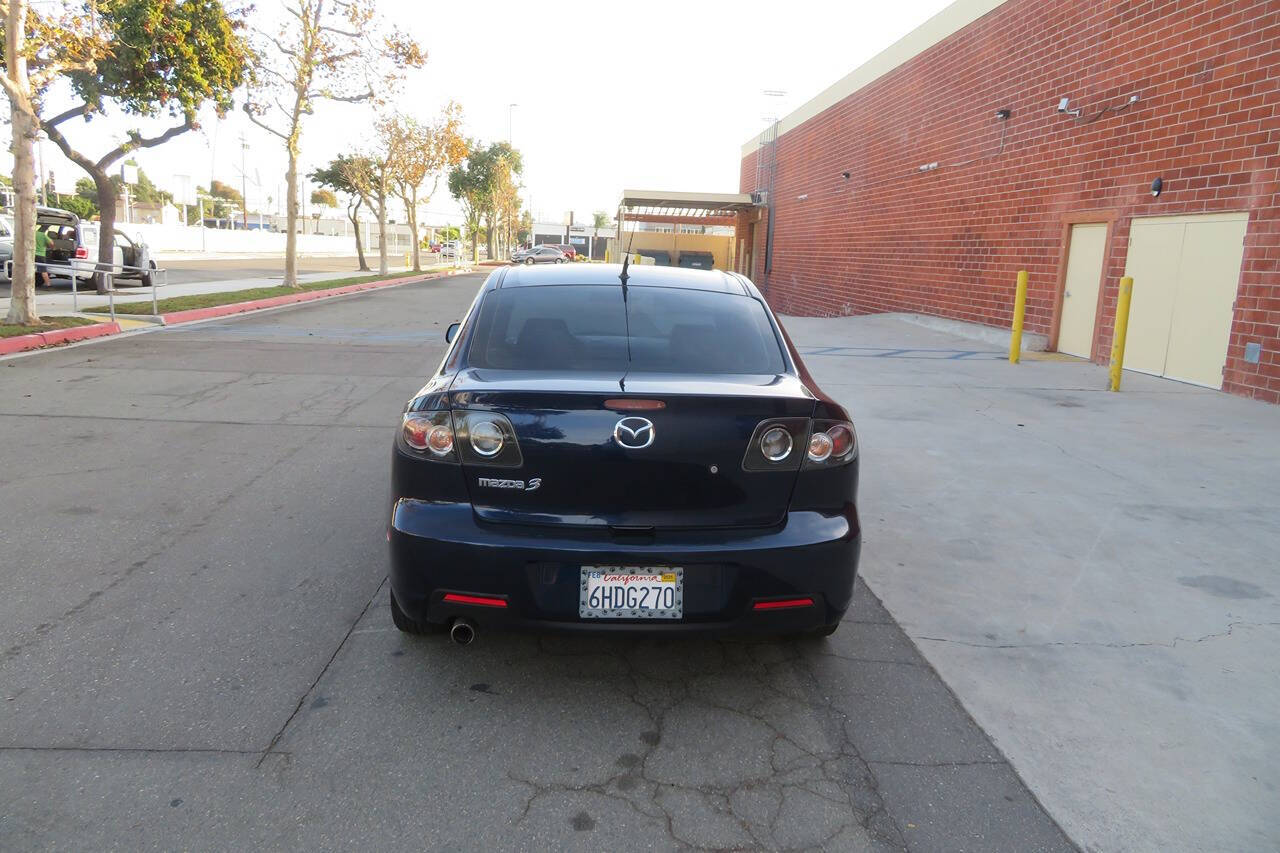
[388,263,860,643]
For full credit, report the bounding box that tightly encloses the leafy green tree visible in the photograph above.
[40,0,249,292]
[447,143,486,263]
[53,193,97,219]
[311,154,378,271]
[592,211,610,229]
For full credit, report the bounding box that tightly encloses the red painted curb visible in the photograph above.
[160,271,457,326]
[0,320,123,355]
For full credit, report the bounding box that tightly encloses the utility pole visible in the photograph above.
[508,103,518,143]
[239,134,249,230]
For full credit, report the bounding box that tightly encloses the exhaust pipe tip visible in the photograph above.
[449,617,477,646]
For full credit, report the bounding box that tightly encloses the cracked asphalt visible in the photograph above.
[0,273,1072,850]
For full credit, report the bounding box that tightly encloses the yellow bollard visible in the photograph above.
[1009,270,1028,364]
[1109,276,1134,391]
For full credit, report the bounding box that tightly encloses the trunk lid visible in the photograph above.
[451,368,815,529]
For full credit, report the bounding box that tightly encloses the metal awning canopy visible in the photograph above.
[618,189,758,222]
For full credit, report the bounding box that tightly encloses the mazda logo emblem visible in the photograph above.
[613,416,655,449]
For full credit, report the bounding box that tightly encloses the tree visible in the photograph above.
[311,154,374,272]
[39,0,248,293]
[490,154,521,260]
[336,152,390,274]
[310,188,337,209]
[447,143,485,264]
[53,192,96,219]
[592,210,610,229]
[243,0,424,287]
[0,0,107,324]
[381,104,467,272]
[471,142,522,261]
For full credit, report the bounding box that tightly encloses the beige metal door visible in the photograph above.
[1057,223,1107,358]
[1123,218,1186,376]
[1124,213,1248,388]
[1163,215,1248,387]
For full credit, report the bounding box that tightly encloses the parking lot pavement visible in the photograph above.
[786,313,1280,853]
[0,276,1072,851]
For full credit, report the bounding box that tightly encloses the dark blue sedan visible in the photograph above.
[388,263,860,644]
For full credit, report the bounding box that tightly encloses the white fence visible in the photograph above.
[123,222,416,256]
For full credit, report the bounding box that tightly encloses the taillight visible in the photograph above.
[468,420,504,457]
[742,418,808,471]
[75,246,88,259]
[452,411,523,467]
[807,432,833,463]
[804,420,858,467]
[759,426,793,462]
[401,412,455,459]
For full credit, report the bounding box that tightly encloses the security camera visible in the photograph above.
[995,108,1012,120]
[1057,97,1071,113]
[840,171,851,180]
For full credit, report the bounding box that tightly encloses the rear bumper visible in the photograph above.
[388,500,860,634]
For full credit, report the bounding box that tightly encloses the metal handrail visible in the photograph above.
[7,258,169,319]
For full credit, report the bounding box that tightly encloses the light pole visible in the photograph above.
[239,134,249,230]
[508,103,518,143]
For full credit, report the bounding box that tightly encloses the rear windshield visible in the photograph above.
[466,285,786,374]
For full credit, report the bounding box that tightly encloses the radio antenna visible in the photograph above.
[619,225,637,371]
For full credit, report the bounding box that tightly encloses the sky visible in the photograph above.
[19,0,952,228]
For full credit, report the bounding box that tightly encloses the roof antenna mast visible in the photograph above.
[619,225,636,297]
[619,224,637,379]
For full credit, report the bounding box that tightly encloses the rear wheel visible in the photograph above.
[390,588,445,634]
[524,257,534,265]
[140,271,154,288]
[557,257,567,263]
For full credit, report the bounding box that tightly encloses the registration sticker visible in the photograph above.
[579,566,684,619]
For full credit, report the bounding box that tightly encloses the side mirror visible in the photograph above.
[445,322,460,344]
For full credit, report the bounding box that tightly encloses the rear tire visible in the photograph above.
[390,588,444,634]
[140,272,154,288]
[524,257,534,265]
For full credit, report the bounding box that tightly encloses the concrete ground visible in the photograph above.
[787,314,1280,853]
[0,275,1071,851]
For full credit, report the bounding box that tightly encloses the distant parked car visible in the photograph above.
[548,243,577,261]
[440,240,464,260]
[511,245,567,265]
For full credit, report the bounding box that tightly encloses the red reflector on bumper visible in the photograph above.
[753,597,815,611]
[442,593,508,608]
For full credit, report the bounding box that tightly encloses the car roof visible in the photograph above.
[497,263,750,295]
[36,206,78,224]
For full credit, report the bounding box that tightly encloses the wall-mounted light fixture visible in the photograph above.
[797,194,809,201]
[1150,177,1163,198]
[995,108,1012,120]
[841,171,851,180]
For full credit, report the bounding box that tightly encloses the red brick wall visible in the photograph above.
[740,0,1280,403]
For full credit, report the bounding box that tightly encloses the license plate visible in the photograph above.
[579,567,683,619]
